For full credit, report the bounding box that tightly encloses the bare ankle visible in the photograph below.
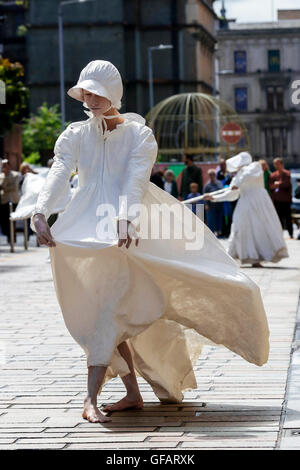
[126,389,142,400]
[84,396,97,406]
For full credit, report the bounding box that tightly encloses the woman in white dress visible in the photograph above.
[31,60,270,424]
[204,152,288,267]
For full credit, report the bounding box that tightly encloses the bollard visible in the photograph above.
[24,218,28,250]
[8,201,14,253]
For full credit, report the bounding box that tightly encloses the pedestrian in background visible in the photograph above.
[19,162,38,239]
[0,159,20,243]
[185,182,203,216]
[203,169,224,237]
[163,169,178,199]
[150,169,164,190]
[216,158,233,238]
[259,159,271,195]
[216,158,231,185]
[19,162,38,191]
[179,154,202,200]
[269,157,293,239]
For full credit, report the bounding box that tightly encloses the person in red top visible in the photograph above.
[269,157,293,239]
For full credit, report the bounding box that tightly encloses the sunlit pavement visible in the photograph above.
[0,232,299,449]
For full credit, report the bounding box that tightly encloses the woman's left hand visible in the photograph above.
[117,219,139,249]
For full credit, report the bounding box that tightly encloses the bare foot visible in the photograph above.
[102,395,143,413]
[252,262,263,268]
[82,399,112,423]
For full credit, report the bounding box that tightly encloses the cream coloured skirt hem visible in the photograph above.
[48,183,270,403]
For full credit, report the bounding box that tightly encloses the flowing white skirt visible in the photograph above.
[48,183,270,403]
[228,188,288,264]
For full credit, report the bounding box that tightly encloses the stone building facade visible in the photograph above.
[26,0,217,121]
[217,14,300,168]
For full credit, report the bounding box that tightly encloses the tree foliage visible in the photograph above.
[0,56,29,135]
[22,102,70,163]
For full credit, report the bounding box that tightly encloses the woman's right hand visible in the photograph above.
[203,193,214,201]
[33,213,56,247]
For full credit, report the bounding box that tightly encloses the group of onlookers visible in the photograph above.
[150,155,299,239]
[1,153,299,244]
[150,155,235,237]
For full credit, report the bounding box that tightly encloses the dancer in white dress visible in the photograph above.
[204,152,288,267]
[31,60,270,423]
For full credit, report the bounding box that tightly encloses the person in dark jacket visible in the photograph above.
[216,158,233,237]
[269,157,293,238]
[203,169,224,237]
[163,169,178,199]
[179,155,202,200]
[150,169,164,190]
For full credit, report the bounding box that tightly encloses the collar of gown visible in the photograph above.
[83,109,124,138]
[83,109,146,138]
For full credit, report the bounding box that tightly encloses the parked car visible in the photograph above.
[290,171,300,239]
[291,171,300,215]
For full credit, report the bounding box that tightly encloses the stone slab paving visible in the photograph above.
[0,233,299,450]
[278,282,300,449]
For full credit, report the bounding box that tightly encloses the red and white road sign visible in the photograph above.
[220,122,242,145]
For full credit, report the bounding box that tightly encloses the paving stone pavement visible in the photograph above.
[0,233,299,450]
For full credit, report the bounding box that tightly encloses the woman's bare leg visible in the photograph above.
[82,365,112,423]
[102,341,143,412]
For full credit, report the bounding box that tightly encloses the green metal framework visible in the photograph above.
[145,92,250,162]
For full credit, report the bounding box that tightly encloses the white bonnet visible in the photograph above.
[226,152,252,173]
[67,60,123,110]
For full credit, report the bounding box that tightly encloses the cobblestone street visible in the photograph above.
[0,234,299,450]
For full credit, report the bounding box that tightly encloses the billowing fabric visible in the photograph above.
[30,113,270,402]
[67,60,123,110]
[213,161,288,264]
[11,169,72,221]
[226,151,252,173]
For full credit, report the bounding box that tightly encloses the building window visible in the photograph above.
[264,127,288,157]
[268,50,280,72]
[235,87,248,112]
[277,87,284,110]
[266,86,284,111]
[267,87,275,111]
[234,51,247,73]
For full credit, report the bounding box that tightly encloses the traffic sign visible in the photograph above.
[220,122,242,145]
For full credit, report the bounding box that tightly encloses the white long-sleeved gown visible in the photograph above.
[212,162,288,264]
[30,113,270,402]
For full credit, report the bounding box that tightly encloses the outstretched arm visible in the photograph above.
[207,187,240,202]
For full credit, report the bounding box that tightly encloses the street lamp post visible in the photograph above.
[212,67,233,159]
[58,0,95,131]
[148,44,173,111]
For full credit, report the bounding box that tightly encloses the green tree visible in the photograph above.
[22,102,70,165]
[0,56,29,135]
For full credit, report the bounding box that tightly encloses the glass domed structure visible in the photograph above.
[145,93,250,162]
